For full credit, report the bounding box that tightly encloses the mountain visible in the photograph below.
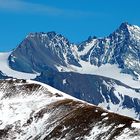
[78,22,140,80]
[8,32,80,73]
[0,79,140,140]
[0,22,140,120]
[7,22,140,88]
[35,71,140,120]
[8,22,140,80]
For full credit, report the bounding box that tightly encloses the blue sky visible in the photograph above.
[0,0,140,51]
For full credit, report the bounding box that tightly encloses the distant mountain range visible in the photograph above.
[9,22,140,80]
[0,22,140,120]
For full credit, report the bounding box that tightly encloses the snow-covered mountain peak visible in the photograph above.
[25,31,71,50]
[113,22,139,34]
[74,22,140,80]
[0,22,136,84]
[111,22,140,41]
[9,31,80,73]
[121,22,140,34]
[2,22,138,84]
[26,31,69,43]
[127,24,140,42]
[118,22,130,30]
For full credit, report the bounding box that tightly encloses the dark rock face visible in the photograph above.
[9,32,80,73]
[78,22,140,78]
[0,79,140,140]
[0,71,8,79]
[35,71,140,119]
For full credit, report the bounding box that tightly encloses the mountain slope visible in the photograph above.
[0,79,140,140]
[0,22,140,121]
[8,32,80,73]
[0,52,37,79]
[1,53,140,120]
[35,71,140,120]
[0,71,7,79]
[77,22,140,80]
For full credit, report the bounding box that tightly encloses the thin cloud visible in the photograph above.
[0,0,104,18]
[0,0,63,16]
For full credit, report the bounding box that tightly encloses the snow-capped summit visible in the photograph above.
[8,23,140,80]
[9,31,80,73]
[77,22,140,79]
[117,22,130,31]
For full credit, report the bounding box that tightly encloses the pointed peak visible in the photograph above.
[109,22,132,37]
[120,22,130,26]
[87,36,95,42]
[118,22,140,32]
[46,31,57,38]
[118,22,140,35]
[119,22,131,30]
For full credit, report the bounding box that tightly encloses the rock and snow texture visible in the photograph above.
[35,72,140,120]
[0,79,76,139]
[65,62,140,88]
[77,22,140,80]
[0,22,140,121]
[0,52,38,79]
[0,79,140,140]
[8,32,80,73]
[8,22,140,87]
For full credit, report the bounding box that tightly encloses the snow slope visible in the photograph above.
[56,60,140,88]
[0,52,38,79]
[0,79,77,139]
[0,79,140,140]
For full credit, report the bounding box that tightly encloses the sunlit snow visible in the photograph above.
[0,52,38,79]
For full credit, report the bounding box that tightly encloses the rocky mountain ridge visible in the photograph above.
[0,79,140,140]
[9,22,140,79]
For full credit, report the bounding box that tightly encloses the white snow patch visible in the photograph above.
[57,60,140,88]
[117,124,125,128]
[103,117,108,120]
[114,85,140,99]
[84,123,113,140]
[101,112,108,116]
[98,101,138,120]
[131,122,140,129]
[63,79,67,85]
[114,128,134,140]
[0,52,38,79]
[95,110,98,112]
[78,39,97,56]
